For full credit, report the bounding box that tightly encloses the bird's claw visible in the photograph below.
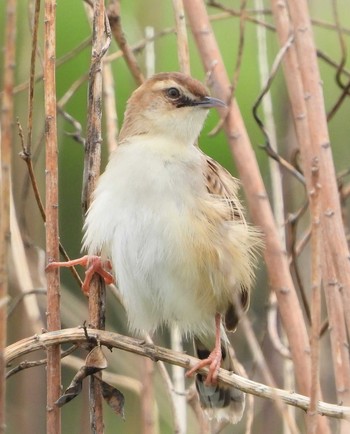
[46,255,114,295]
[186,348,222,386]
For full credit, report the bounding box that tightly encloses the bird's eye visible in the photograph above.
[166,87,181,99]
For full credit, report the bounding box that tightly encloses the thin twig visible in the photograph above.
[5,327,350,421]
[208,0,248,137]
[7,289,46,317]
[331,0,348,91]
[57,72,89,108]
[233,0,248,94]
[107,0,144,85]
[11,37,92,96]
[26,0,41,156]
[288,208,312,324]
[9,190,43,334]
[252,34,306,185]
[58,108,86,147]
[17,119,83,289]
[6,345,78,379]
[266,293,291,359]
[327,78,350,122]
[207,0,275,31]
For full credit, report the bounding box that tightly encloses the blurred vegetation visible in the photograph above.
[1,1,350,433]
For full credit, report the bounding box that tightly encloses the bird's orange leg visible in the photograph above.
[46,255,114,295]
[186,312,222,386]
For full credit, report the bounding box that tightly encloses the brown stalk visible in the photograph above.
[0,0,16,431]
[307,160,322,433]
[82,1,111,432]
[5,327,350,421]
[287,1,350,341]
[107,0,144,85]
[44,0,61,433]
[271,0,350,419]
[182,0,325,427]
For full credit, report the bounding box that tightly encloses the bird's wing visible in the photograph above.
[202,153,250,329]
[202,153,245,222]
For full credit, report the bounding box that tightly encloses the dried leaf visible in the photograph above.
[56,346,108,407]
[98,378,125,419]
[85,346,108,370]
[55,372,83,407]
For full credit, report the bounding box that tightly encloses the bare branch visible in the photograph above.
[0,0,16,430]
[44,0,61,432]
[26,0,41,155]
[17,118,83,289]
[172,0,191,75]
[82,1,111,432]
[107,0,144,85]
[5,328,350,421]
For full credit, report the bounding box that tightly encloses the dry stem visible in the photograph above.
[107,0,144,85]
[82,1,111,432]
[287,0,350,340]
[0,0,16,431]
[271,0,350,420]
[172,0,190,76]
[44,1,61,433]
[184,0,312,404]
[5,328,350,421]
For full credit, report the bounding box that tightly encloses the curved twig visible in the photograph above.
[5,327,350,421]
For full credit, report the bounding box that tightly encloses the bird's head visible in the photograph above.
[119,72,226,145]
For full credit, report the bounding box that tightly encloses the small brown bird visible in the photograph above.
[49,72,260,423]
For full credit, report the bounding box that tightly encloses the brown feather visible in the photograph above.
[203,154,244,221]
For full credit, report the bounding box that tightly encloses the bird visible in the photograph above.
[48,72,260,424]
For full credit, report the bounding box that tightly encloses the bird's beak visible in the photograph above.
[196,96,227,109]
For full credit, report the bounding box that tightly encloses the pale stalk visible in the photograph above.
[255,1,294,432]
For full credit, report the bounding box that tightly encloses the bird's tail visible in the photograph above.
[194,335,245,424]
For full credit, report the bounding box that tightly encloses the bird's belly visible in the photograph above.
[109,204,217,335]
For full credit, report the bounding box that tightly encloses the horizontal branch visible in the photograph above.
[5,328,350,421]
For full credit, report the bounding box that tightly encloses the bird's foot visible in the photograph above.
[186,345,222,386]
[46,255,114,295]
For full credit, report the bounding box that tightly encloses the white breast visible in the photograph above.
[83,136,217,336]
